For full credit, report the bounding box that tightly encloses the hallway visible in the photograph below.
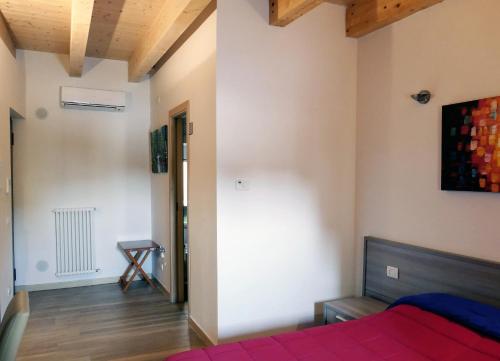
[17,283,205,361]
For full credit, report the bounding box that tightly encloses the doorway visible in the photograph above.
[171,103,189,303]
[10,117,15,287]
[9,109,23,290]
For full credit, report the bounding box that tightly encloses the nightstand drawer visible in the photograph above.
[324,308,355,324]
[323,296,388,324]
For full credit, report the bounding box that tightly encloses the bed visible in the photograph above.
[166,237,500,361]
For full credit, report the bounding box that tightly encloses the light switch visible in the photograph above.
[5,177,11,194]
[235,178,250,191]
[386,266,399,279]
[0,167,3,193]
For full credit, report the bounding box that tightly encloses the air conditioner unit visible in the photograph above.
[61,86,126,112]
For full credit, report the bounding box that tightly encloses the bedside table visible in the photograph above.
[323,296,388,324]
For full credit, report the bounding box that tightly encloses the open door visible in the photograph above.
[10,117,15,287]
[171,103,189,303]
[9,108,23,291]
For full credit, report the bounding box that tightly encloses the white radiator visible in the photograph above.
[53,208,97,276]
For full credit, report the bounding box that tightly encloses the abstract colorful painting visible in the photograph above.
[150,125,168,174]
[442,96,500,192]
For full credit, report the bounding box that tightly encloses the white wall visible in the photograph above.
[14,51,151,287]
[0,44,25,317]
[216,0,357,340]
[150,13,218,343]
[356,0,500,290]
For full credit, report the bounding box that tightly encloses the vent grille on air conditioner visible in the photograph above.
[61,86,126,112]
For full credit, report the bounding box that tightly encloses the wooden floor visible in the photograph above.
[17,282,206,361]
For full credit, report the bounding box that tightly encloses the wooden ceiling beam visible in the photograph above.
[69,0,94,77]
[151,0,216,76]
[0,10,15,57]
[325,0,354,5]
[346,0,444,38]
[128,0,213,83]
[269,0,325,27]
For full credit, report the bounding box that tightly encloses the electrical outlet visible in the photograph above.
[386,266,399,279]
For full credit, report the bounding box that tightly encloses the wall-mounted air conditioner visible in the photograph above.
[60,86,126,112]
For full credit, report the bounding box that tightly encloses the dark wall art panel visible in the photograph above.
[442,97,500,192]
[151,125,168,174]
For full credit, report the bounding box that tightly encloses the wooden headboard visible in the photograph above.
[363,237,500,308]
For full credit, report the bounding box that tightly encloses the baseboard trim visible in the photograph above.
[152,277,214,346]
[16,273,154,292]
[188,316,216,346]
[152,276,172,301]
[16,276,119,292]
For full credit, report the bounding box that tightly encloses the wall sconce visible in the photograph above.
[411,90,432,104]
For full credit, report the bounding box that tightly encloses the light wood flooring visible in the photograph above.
[17,282,205,361]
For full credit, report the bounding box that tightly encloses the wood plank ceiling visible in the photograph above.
[88,0,164,61]
[0,0,444,81]
[0,0,215,81]
[0,0,71,54]
[270,0,444,35]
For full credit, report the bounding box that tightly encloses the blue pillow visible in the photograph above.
[389,293,500,340]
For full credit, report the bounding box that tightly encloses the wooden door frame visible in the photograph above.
[10,116,15,287]
[169,101,190,304]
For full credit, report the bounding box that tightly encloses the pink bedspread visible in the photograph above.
[166,305,500,361]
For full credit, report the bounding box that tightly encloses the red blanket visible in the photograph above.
[166,305,500,361]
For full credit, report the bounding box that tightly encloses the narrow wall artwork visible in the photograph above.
[442,96,500,192]
[151,125,168,173]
